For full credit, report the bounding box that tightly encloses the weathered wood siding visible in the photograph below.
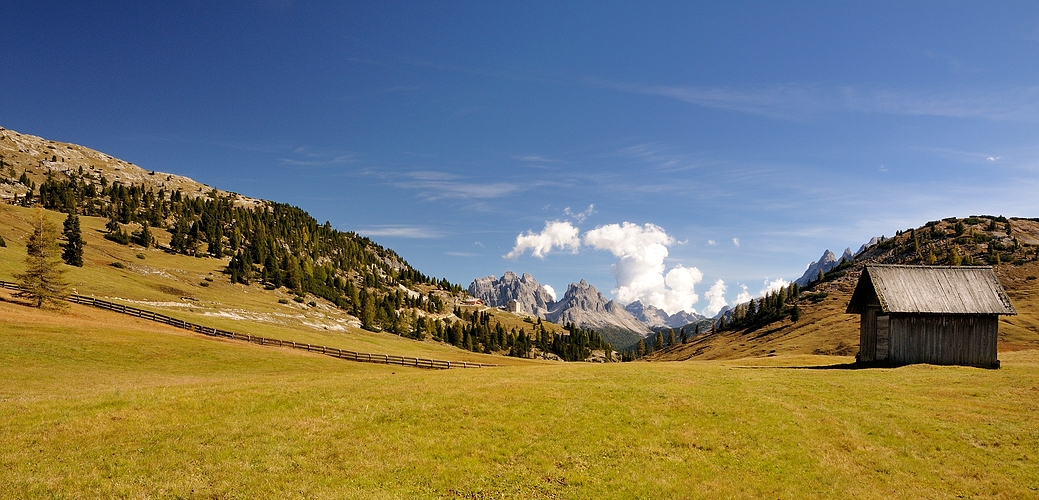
[859,306,879,362]
[888,314,998,368]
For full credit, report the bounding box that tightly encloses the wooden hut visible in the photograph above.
[846,265,1016,368]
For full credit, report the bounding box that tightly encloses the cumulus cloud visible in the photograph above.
[542,284,557,302]
[734,284,752,305]
[504,221,581,259]
[702,280,728,317]
[584,222,703,315]
[707,239,717,246]
[732,237,740,248]
[759,278,790,297]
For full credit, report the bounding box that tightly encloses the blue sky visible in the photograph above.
[3,1,1039,315]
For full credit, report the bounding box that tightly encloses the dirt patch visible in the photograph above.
[156,284,189,296]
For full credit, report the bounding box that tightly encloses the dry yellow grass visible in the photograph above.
[653,259,1039,362]
[0,203,535,365]
[3,296,1039,498]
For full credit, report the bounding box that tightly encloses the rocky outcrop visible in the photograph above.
[624,300,704,329]
[794,248,853,287]
[467,271,555,317]
[546,280,651,334]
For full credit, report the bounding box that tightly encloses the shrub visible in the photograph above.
[278,298,289,304]
[293,296,304,303]
[308,301,317,307]
[110,262,125,269]
[199,281,209,287]
[1025,276,1037,281]
[136,253,146,259]
[104,230,131,245]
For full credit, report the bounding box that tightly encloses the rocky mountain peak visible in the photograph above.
[467,271,555,316]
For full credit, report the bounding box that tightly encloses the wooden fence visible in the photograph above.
[0,281,495,370]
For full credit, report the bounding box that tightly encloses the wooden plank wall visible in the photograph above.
[889,314,998,368]
[0,281,497,370]
[858,306,879,362]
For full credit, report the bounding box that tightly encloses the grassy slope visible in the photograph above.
[3,297,1039,498]
[654,226,1039,362]
[0,203,532,365]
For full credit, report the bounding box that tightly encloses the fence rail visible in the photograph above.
[0,281,495,370]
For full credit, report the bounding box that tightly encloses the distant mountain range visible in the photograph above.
[468,272,717,350]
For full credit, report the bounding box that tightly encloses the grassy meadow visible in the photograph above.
[3,203,1039,497]
[3,296,1039,498]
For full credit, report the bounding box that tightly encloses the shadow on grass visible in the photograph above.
[735,362,880,370]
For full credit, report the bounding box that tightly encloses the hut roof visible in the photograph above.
[846,265,1016,315]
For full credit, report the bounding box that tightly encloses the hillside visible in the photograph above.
[650,215,1039,362]
[0,126,257,206]
[0,124,605,363]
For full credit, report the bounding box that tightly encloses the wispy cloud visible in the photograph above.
[392,170,525,200]
[563,204,596,223]
[599,79,1039,122]
[280,146,359,167]
[357,225,444,238]
[444,251,480,257]
[513,154,565,163]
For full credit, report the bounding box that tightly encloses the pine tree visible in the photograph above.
[61,213,84,267]
[653,331,664,351]
[790,305,801,322]
[667,328,676,348]
[636,338,646,357]
[15,210,68,308]
[133,222,152,248]
[950,246,962,266]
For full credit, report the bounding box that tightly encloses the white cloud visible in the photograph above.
[759,278,790,297]
[504,221,581,259]
[734,284,752,305]
[702,280,728,317]
[563,204,596,223]
[358,226,443,238]
[732,237,740,248]
[584,222,703,315]
[542,284,557,302]
[707,239,717,246]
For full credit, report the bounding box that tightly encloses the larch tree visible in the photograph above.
[16,210,68,308]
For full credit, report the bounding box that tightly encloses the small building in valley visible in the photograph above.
[846,265,1016,368]
[506,299,519,313]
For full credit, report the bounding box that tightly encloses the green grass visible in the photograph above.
[3,300,1039,498]
[0,203,526,365]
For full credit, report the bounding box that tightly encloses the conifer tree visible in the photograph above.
[133,222,152,248]
[654,331,664,351]
[15,210,68,308]
[668,328,676,348]
[61,213,84,267]
[636,338,646,357]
